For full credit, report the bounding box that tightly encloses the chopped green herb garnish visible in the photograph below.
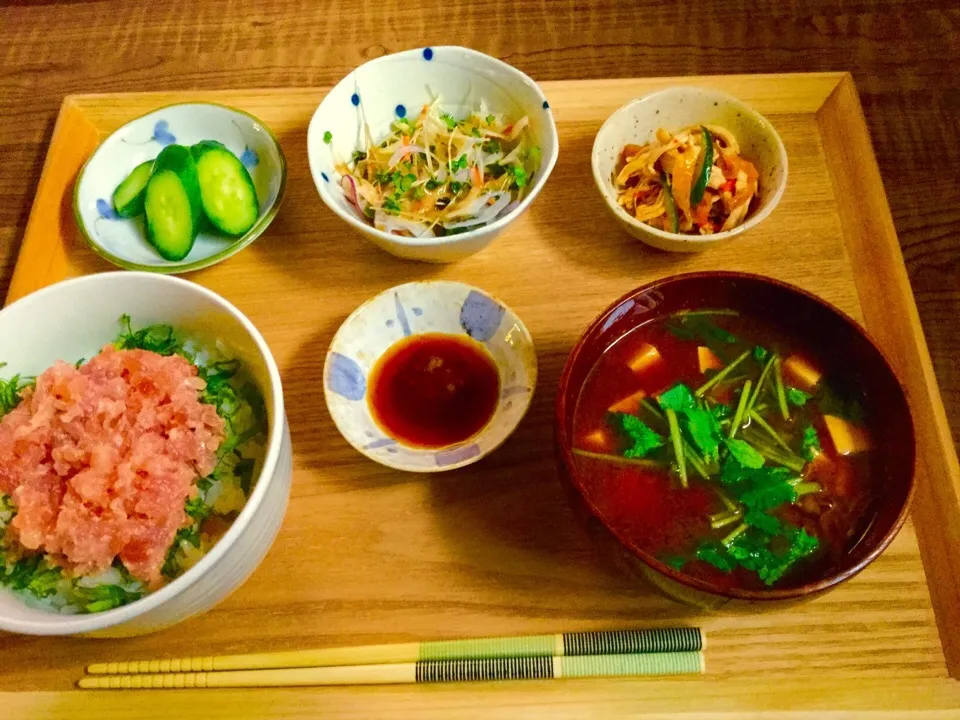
[2,555,43,590]
[740,479,797,512]
[75,582,144,614]
[787,388,811,407]
[801,425,821,460]
[27,565,63,599]
[723,438,765,469]
[753,346,769,363]
[710,403,732,421]
[397,173,416,192]
[115,314,179,355]
[0,363,34,418]
[610,413,665,459]
[727,526,819,585]
[657,383,696,413]
[509,165,528,188]
[323,130,333,144]
[382,197,401,213]
[485,114,496,125]
[743,510,781,535]
[483,139,502,154]
[440,113,457,130]
[696,544,736,572]
[666,314,738,357]
[184,496,211,521]
[685,406,722,461]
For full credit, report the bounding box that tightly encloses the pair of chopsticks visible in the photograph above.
[79,627,705,689]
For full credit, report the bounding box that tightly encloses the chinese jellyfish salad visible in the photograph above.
[335,99,541,238]
[572,309,876,590]
[0,316,267,614]
[614,125,759,235]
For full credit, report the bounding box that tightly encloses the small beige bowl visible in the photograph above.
[592,87,787,252]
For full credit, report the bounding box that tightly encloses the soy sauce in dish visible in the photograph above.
[368,333,500,448]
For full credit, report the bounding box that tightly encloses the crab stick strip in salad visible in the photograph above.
[336,99,541,237]
[614,125,759,235]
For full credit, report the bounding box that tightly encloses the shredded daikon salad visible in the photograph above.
[614,125,759,235]
[336,99,541,237]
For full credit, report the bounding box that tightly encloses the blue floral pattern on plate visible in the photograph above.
[95,199,120,220]
[460,291,505,341]
[326,352,366,401]
[394,292,413,336]
[152,120,176,146]
[323,281,538,473]
[240,146,259,169]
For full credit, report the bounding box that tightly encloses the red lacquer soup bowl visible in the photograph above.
[555,272,916,611]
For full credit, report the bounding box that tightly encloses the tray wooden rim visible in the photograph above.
[4,72,960,717]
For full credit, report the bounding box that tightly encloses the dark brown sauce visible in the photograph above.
[368,333,500,449]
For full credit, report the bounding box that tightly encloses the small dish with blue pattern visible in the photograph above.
[74,103,286,274]
[324,281,537,472]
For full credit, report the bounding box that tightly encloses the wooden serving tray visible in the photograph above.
[4,73,960,718]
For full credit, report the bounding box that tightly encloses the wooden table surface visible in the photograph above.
[10,0,957,454]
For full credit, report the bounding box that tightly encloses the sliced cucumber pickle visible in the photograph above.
[191,141,260,236]
[112,160,153,218]
[144,145,203,261]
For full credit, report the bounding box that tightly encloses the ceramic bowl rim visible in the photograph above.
[73,102,288,275]
[308,46,559,248]
[591,87,788,246]
[324,280,537,473]
[555,270,917,601]
[0,272,286,634]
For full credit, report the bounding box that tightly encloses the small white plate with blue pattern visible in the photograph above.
[324,281,537,472]
[74,102,286,274]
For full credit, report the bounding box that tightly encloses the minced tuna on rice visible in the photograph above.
[0,346,225,586]
[0,318,266,613]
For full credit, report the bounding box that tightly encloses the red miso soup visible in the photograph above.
[572,309,877,591]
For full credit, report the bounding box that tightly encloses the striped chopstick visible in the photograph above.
[78,651,705,689]
[86,627,704,674]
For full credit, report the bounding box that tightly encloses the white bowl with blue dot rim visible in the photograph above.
[74,102,287,274]
[324,281,537,472]
[307,46,559,264]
